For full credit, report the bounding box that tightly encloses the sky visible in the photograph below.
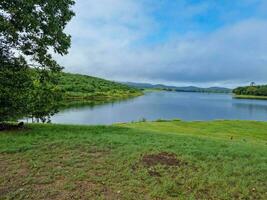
[56,0,267,88]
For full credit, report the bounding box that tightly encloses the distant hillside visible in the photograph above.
[124,82,232,93]
[58,73,142,101]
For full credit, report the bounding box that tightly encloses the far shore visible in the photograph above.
[233,94,267,100]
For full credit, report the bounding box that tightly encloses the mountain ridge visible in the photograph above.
[123,82,232,93]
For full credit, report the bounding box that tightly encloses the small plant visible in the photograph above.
[172,119,181,122]
[140,117,147,122]
[155,119,167,122]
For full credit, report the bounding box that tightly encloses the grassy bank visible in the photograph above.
[0,120,266,199]
[233,95,267,100]
[58,73,143,103]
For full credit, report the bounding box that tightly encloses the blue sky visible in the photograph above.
[56,0,267,87]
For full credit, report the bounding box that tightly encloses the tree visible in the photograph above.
[0,0,75,122]
[250,82,256,86]
[28,69,63,123]
[0,44,33,122]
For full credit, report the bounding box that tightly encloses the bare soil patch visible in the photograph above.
[141,152,183,167]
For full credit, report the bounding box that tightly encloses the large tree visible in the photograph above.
[0,42,33,122]
[0,0,75,122]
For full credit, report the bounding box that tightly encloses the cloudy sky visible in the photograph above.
[56,0,267,88]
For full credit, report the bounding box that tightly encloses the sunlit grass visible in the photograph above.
[0,120,266,199]
[233,95,267,100]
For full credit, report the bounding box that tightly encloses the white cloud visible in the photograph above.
[56,0,267,87]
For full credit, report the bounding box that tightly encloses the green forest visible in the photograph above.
[59,72,142,102]
[233,85,267,96]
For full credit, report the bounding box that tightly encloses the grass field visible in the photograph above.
[0,120,266,199]
[233,95,267,100]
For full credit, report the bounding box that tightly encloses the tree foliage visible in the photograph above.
[0,45,33,121]
[0,0,75,71]
[0,0,75,122]
[233,85,267,96]
[27,70,63,123]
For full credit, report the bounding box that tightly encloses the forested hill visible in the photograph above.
[124,82,232,93]
[58,73,143,101]
[233,85,267,96]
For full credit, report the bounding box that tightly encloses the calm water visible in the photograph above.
[51,92,267,125]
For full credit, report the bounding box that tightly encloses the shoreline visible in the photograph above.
[233,94,267,100]
[17,119,267,127]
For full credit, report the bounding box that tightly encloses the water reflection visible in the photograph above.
[50,92,267,125]
[232,102,267,117]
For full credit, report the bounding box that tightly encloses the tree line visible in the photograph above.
[59,73,140,95]
[233,85,267,96]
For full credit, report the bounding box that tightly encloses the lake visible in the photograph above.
[50,91,267,125]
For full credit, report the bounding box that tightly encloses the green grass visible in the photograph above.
[0,120,267,199]
[233,95,267,100]
[58,72,143,103]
